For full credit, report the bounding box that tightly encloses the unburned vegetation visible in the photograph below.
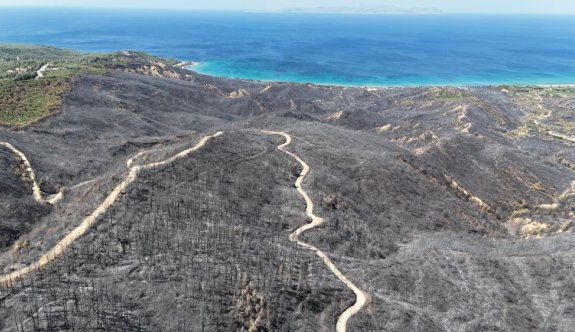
[0,45,189,126]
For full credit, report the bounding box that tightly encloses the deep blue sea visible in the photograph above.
[1,7,575,86]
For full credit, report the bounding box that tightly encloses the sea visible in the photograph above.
[1,7,575,86]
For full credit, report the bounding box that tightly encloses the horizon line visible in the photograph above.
[0,5,574,15]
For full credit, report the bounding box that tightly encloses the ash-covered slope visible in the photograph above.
[0,69,574,331]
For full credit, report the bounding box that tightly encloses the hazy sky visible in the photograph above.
[1,0,574,14]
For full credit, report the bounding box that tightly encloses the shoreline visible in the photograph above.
[174,60,200,68]
[536,84,575,88]
[185,64,575,89]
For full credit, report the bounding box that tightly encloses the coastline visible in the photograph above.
[2,10,575,91]
[536,84,575,87]
[186,64,575,89]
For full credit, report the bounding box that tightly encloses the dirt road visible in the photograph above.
[533,97,575,142]
[263,130,367,332]
[35,63,50,79]
[0,142,64,205]
[548,131,575,143]
[0,132,223,287]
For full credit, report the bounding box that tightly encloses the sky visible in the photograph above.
[0,0,574,14]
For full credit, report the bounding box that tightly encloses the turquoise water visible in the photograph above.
[192,62,574,87]
[1,8,575,86]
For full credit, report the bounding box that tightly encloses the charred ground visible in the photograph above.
[0,48,574,331]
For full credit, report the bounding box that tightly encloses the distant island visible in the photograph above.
[255,6,443,15]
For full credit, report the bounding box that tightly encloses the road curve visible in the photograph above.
[262,130,367,332]
[35,63,50,80]
[532,99,575,143]
[0,132,223,287]
[0,142,64,205]
[2,139,173,205]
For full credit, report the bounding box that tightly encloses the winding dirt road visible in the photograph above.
[0,132,222,287]
[0,142,64,205]
[1,139,166,205]
[262,131,367,332]
[532,97,575,143]
[3,130,367,329]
